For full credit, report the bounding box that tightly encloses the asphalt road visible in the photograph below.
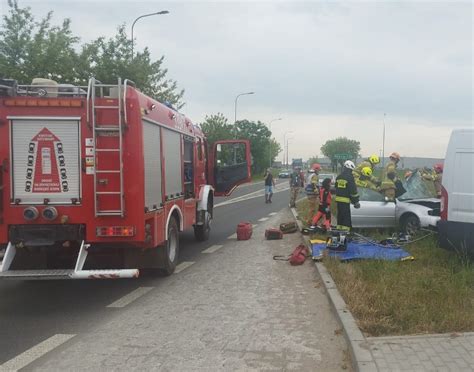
[0,178,294,366]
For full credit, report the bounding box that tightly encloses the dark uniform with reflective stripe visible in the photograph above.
[335,168,359,231]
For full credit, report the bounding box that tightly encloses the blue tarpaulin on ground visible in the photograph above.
[311,241,414,262]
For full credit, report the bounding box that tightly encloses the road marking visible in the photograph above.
[0,334,75,371]
[227,233,237,240]
[269,212,278,216]
[106,287,154,308]
[215,186,290,208]
[174,261,195,274]
[258,217,269,222]
[202,244,223,254]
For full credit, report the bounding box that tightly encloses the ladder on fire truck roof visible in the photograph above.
[87,77,125,217]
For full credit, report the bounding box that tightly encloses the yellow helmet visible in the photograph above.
[368,155,380,164]
[361,166,373,177]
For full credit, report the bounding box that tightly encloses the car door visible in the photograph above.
[208,140,252,196]
[351,187,397,228]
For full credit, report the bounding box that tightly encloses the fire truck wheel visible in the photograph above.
[194,208,211,242]
[159,217,180,276]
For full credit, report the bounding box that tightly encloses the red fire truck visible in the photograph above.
[0,78,251,279]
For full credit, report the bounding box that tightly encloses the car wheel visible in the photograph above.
[401,214,420,235]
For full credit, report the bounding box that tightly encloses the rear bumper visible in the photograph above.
[9,224,85,246]
[437,220,474,256]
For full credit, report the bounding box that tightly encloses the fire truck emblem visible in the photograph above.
[25,127,68,193]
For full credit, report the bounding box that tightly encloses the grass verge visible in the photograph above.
[296,199,474,336]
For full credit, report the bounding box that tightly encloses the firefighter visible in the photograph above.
[335,160,360,231]
[353,154,381,186]
[382,152,401,201]
[289,166,304,208]
[355,166,379,191]
[305,163,320,219]
[421,163,443,198]
[310,177,332,231]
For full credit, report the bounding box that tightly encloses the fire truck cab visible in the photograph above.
[0,78,251,279]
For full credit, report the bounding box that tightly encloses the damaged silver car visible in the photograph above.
[351,172,440,233]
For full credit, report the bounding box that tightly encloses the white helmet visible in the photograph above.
[344,160,355,170]
[308,169,315,173]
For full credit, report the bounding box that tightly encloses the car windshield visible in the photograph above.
[398,172,434,200]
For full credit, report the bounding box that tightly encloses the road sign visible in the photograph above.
[334,153,351,160]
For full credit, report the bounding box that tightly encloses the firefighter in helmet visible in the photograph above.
[421,163,443,198]
[353,154,381,186]
[335,160,360,231]
[355,167,380,192]
[305,163,321,219]
[382,152,401,201]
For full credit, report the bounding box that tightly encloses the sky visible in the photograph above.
[3,0,473,161]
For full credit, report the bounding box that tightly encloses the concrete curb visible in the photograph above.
[290,207,378,372]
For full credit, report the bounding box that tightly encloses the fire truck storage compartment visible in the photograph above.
[143,119,163,211]
[183,136,194,198]
[162,128,182,200]
[10,118,81,204]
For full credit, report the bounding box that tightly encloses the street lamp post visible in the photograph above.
[268,118,282,168]
[283,131,293,168]
[286,138,293,168]
[131,11,169,59]
[382,113,386,168]
[233,92,254,138]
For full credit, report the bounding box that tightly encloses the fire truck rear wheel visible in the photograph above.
[194,208,212,242]
[159,217,180,276]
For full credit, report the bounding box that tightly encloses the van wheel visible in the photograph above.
[401,214,420,235]
[194,207,212,242]
[158,217,179,276]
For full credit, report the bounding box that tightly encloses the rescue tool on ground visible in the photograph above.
[0,77,252,280]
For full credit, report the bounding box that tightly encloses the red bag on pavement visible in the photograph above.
[265,228,283,240]
[236,222,253,240]
[289,244,309,265]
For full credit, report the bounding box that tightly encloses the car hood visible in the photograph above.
[398,198,440,209]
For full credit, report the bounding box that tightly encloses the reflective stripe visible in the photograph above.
[336,225,351,231]
[350,193,359,198]
[335,196,350,203]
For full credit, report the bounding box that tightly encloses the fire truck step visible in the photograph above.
[96,191,121,195]
[0,269,139,280]
[95,170,120,173]
[94,105,120,109]
[95,149,120,152]
[95,127,120,132]
[96,211,123,216]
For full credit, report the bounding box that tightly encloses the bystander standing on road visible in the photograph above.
[264,168,276,203]
[289,166,304,208]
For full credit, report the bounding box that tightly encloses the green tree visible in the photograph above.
[81,25,185,108]
[235,119,276,174]
[0,1,184,108]
[321,137,360,170]
[0,0,79,83]
[199,113,233,146]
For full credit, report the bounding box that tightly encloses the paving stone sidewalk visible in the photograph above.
[367,332,474,371]
[28,208,350,371]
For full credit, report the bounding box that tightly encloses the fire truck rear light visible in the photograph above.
[23,207,39,221]
[42,207,58,220]
[96,226,135,237]
[4,98,83,107]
